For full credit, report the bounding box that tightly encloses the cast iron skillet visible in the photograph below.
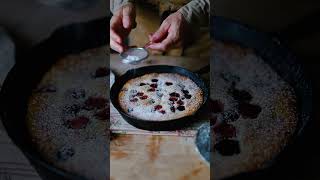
[0,17,108,180]
[211,16,313,179]
[110,65,209,131]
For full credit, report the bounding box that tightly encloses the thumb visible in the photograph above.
[151,21,170,42]
[122,4,136,29]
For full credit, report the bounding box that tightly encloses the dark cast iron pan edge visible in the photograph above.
[110,65,209,131]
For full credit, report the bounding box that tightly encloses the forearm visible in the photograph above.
[110,0,134,14]
[178,0,210,26]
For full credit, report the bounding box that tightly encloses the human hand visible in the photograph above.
[147,11,190,52]
[110,3,136,53]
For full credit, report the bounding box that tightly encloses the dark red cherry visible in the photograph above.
[137,92,144,96]
[211,100,224,113]
[214,140,240,156]
[148,88,156,92]
[130,98,138,102]
[67,116,89,129]
[150,84,158,88]
[84,96,107,110]
[169,92,180,97]
[232,89,252,103]
[94,67,108,78]
[94,108,108,120]
[140,95,148,100]
[238,103,261,119]
[185,94,192,99]
[213,123,236,138]
[169,97,178,101]
[177,106,185,111]
[154,105,162,110]
[182,90,189,94]
[177,100,184,105]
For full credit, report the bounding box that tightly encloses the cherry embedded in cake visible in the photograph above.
[148,88,156,92]
[137,92,144,96]
[67,116,90,129]
[118,73,204,121]
[93,67,108,78]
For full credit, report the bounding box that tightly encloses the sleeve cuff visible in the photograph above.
[178,0,210,26]
[110,0,134,14]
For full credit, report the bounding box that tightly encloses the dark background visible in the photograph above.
[213,0,320,58]
[0,0,107,50]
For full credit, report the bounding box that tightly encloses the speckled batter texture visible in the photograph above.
[118,73,204,121]
[211,42,298,179]
[27,47,108,180]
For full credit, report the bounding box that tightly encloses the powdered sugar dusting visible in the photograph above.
[27,47,108,180]
[118,73,204,121]
[211,42,298,179]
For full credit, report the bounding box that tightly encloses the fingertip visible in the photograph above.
[147,44,163,51]
[111,40,124,53]
[123,17,130,29]
[148,39,172,51]
[119,44,126,53]
[147,45,155,50]
[122,19,127,28]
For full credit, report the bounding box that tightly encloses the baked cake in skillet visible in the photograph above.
[118,73,204,121]
[210,41,298,179]
[27,47,108,180]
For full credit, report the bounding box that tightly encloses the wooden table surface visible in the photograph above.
[110,54,210,180]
